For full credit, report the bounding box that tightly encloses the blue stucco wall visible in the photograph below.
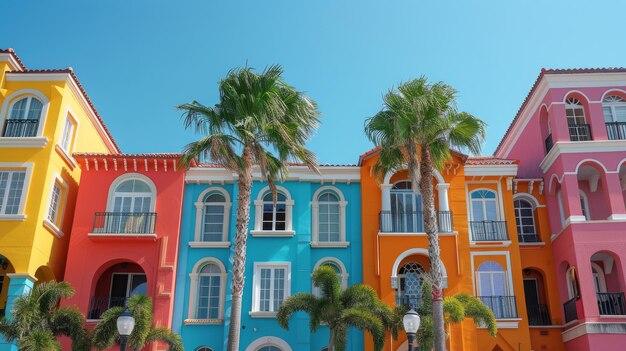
[172,180,364,351]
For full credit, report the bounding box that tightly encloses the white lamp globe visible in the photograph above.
[116,309,135,337]
[402,309,421,334]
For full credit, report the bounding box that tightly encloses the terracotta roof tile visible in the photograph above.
[494,67,626,156]
[0,48,26,70]
[196,162,357,168]
[358,146,469,165]
[74,152,183,158]
[466,156,517,166]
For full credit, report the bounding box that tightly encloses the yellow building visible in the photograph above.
[0,49,119,341]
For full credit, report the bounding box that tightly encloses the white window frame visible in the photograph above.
[186,258,227,324]
[190,187,231,248]
[565,97,587,124]
[0,162,33,221]
[252,186,294,237]
[43,175,68,238]
[250,262,291,318]
[591,262,607,293]
[245,336,293,351]
[579,190,590,221]
[311,186,348,247]
[106,174,157,213]
[109,272,147,299]
[602,95,626,122]
[195,348,213,351]
[513,198,537,241]
[469,189,500,221]
[313,257,348,294]
[476,261,509,297]
[0,90,50,147]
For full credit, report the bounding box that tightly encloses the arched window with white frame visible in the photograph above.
[395,262,425,309]
[97,175,156,234]
[514,198,538,243]
[311,186,348,247]
[477,261,516,319]
[565,97,591,141]
[603,95,626,140]
[470,189,506,241]
[313,258,348,295]
[390,180,423,233]
[252,186,294,236]
[195,347,213,351]
[4,96,43,137]
[245,336,292,351]
[187,259,226,323]
[192,188,231,246]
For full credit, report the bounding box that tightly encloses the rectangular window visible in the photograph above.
[0,170,26,215]
[47,182,63,225]
[60,117,75,153]
[202,205,225,241]
[197,275,221,319]
[253,263,290,313]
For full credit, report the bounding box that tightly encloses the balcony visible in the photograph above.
[597,292,626,316]
[518,233,540,243]
[606,122,626,140]
[2,119,39,137]
[564,297,578,323]
[88,296,127,320]
[527,304,551,326]
[470,221,508,241]
[92,212,157,235]
[479,296,518,319]
[545,134,553,154]
[379,211,453,233]
[568,123,592,141]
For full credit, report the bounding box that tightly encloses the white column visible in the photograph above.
[194,202,204,242]
[381,184,393,232]
[286,200,295,231]
[436,183,451,232]
[253,200,263,231]
[339,201,347,242]
[311,202,319,243]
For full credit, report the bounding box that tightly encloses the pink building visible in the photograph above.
[61,153,187,350]
[496,68,626,351]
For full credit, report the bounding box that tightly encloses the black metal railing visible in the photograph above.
[2,119,39,137]
[518,233,540,243]
[396,294,421,310]
[470,221,508,241]
[568,123,592,141]
[545,134,553,153]
[597,292,626,316]
[379,211,453,233]
[564,297,578,323]
[88,296,127,319]
[479,296,518,319]
[527,304,551,325]
[606,122,626,140]
[92,212,157,234]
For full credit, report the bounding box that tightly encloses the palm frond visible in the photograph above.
[341,308,385,351]
[276,293,320,329]
[18,330,61,351]
[145,327,184,351]
[313,266,342,301]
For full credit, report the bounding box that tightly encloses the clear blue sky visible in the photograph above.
[3,0,626,163]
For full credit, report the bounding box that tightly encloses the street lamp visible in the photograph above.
[403,309,421,351]
[117,308,135,351]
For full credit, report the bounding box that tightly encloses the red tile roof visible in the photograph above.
[195,162,357,168]
[494,67,626,156]
[466,156,518,166]
[0,48,26,70]
[74,152,183,159]
[358,145,469,165]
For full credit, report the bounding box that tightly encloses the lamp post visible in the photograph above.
[403,309,421,351]
[117,308,135,351]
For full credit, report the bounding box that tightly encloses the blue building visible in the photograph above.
[172,165,364,351]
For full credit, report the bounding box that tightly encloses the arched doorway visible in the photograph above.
[88,261,147,319]
[0,254,15,317]
[522,268,551,325]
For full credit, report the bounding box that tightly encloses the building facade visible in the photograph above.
[61,153,186,350]
[496,68,626,351]
[0,49,119,350]
[172,164,364,351]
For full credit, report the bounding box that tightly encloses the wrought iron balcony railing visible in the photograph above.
[526,303,551,326]
[597,292,626,316]
[606,122,626,140]
[479,296,518,319]
[470,221,508,241]
[564,297,578,323]
[568,123,592,141]
[2,119,39,137]
[92,212,157,234]
[88,296,127,319]
[379,210,453,233]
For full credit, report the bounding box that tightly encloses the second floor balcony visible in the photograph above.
[606,122,626,140]
[526,303,551,326]
[2,119,39,137]
[568,123,592,142]
[597,292,626,316]
[479,295,518,319]
[379,210,453,233]
[470,220,508,241]
[563,297,578,323]
[92,212,157,235]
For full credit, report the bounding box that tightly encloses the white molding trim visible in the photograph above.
[311,185,348,246]
[464,164,518,176]
[55,145,78,169]
[194,187,231,243]
[0,137,48,148]
[183,318,224,325]
[106,173,157,212]
[470,241,512,248]
[0,89,50,137]
[253,185,294,232]
[251,262,291,315]
[250,230,296,238]
[378,231,458,237]
[189,241,231,248]
[245,336,293,351]
[562,322,626,342]
[495,319,522,329]
[391,248,448,288]
[540,140,626,173]
[43,218,64,238]
[0,162,33,216]
[188,258,227,321]
[0,214,26,221]
[310,241,349,248]
[0,53,23,71]
[185,166,360,184]
[87,233,157,239]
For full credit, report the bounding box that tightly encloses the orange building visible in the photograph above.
[359,147,564,351]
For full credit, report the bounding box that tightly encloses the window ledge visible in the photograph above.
[378,231,458,237]
[0,137,48,148]
[519,242,545,247]
[189,241,231,248]
[87,232,157,240]
[470,240,511,248]
[599,314,626,318]
[250,230,295,237]
[478,318,521,329]
[0,214,26,221]
[311,241,350,248]
[249,311,277,318]
[55,145,77,170]
[43,219,64,238]
[184,318,224,325]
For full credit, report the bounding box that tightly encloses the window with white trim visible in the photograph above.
[477,261,507,297]
[0,170,26,215]
[59,116,76,153]
[603,95,626,122]
[257,347,283,351]
[557,189,565,226]
[565,98,586,125]
[111,179,153,213]
[252,263,290,314]
[196,347,213,351]
[470,190,498,221]
[196,263,222,319]
[263,192,286,231]
[312,187,347,245]
[47,181,64,225]
[202,192,227,242]
[4,97,43,137]
[253,187,294,235]
[514,199,537,242]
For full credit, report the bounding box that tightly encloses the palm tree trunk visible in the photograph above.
[328,327,335,351]
[227,145,254,351]
[419,148,447,351]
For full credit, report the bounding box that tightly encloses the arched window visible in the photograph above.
[477,261,507,297]
[187,259,226,322]
[603,95,626,122]
[591,263,607,293]
[396,262,424,309]
[246,336,292,351]
[311,187,348,246]
[196,347,213,351]
[470,190,498,221]
[565,97,590,141]
[263,192,286,231]
[100,177,156,234]
[257,347,283,351]
[390,180,423,232]
[252,186,294,236]
[313,258,348,294]
[514,199,537,243]
[111,178,154,213]
[202,192,227,242]
[4,97,43,137]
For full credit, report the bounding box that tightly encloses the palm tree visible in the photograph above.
[91,295,183,351]
[177,65,320,351]
[0,281,90,351]
[277,266,398,351]
[364,77,486,351]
